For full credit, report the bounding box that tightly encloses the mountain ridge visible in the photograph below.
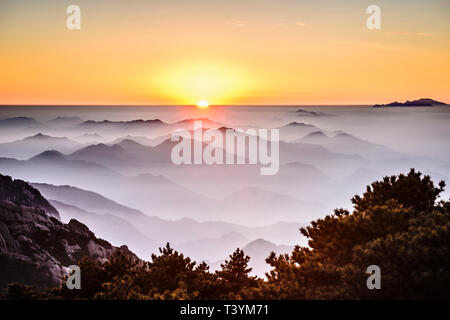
[0,174,139,289]
[373,98,448,107]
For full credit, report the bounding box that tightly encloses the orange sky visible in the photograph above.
[0,0,449,105]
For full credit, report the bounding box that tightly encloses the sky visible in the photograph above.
[0,0,449,105]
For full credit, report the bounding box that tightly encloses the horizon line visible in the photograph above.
[0,104,375,107]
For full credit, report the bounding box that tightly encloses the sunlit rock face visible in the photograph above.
[0,174,138,289]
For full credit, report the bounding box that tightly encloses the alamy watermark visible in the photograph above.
[170,121,280,175]
[65,5,381,31]
[366,265,381,290]
[66,265,81,290]
[66,5,81,30]
[367,5,381,30]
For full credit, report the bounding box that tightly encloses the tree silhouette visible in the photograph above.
[264,169,450,299]
[216,248,258,297]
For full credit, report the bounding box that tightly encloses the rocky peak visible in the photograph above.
[0,174,59,219]
[0,174,139,289]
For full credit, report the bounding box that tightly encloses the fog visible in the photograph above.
[1,105,449,276]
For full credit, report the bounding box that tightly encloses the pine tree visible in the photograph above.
[216,248,258,297]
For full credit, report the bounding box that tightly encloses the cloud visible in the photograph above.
[295,22,310,28]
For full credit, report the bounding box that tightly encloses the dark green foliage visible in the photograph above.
[263,169,449,299]
[215,248,258,298]
[3,282,40,300]
[351,168,445,213]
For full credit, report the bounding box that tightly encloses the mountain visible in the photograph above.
[46,117,84,128]
[242,239,293,277]
[80,119,167,129]
[72,133,106,145]
[49,200,158,258]
[345,167,382,186]
[66,140,172,171]
[29,150,66,161]
[298,130,329,141]
[172,118,226,130]
[67,133,243,175]
[0,134,82,159]
[296,109,322,116]
[223,186,300,209]
[294,109,332,117]
[74,117,226,147]
[210,239,293,278]
[175,232,249,263]
[273,161,330,181]
[249,161,333,204]
[113,139,148,151]
[68,143,134,167]
[77,119,169,137]
[0,117,39,128]
[278,140,365,177]
[0,174,59,218]
[30,183,306,245]
[221,186,321,224]
[373,98,448,107]
[32,183,143,219]
[336,167,383,201]
[278,122,323,142]
[0,174,138,288]
[0,151,217,221]
[0,151,123,194]
[297,131,399,159]
[109,135,168,147]
[65,128,358,211]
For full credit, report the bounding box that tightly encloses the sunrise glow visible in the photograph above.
[197,100,209,108]
[0,1,448,105]
[153,62,254,105]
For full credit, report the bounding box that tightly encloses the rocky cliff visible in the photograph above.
[0,174,138,289]
[0,174,59,219]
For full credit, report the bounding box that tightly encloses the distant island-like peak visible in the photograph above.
[373,98,448,108]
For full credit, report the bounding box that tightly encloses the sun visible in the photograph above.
[197,100,209,108]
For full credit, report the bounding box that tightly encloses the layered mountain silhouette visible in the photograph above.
[0,134,82,159]
[0,150,120,190]
[0,174,138,289]
[109,135,168,147]
[46,116,84,129]
[32,182,306,243]
[278,122,322,142]
[175,232,249,263]
[0,117,39,128]
[222,186,322,224]
[2,109,447,281]
[297,131,399,159]
[77,118,226,138]
[30,182,307,268]
[49,200,157,258]
[0,151,218,221]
